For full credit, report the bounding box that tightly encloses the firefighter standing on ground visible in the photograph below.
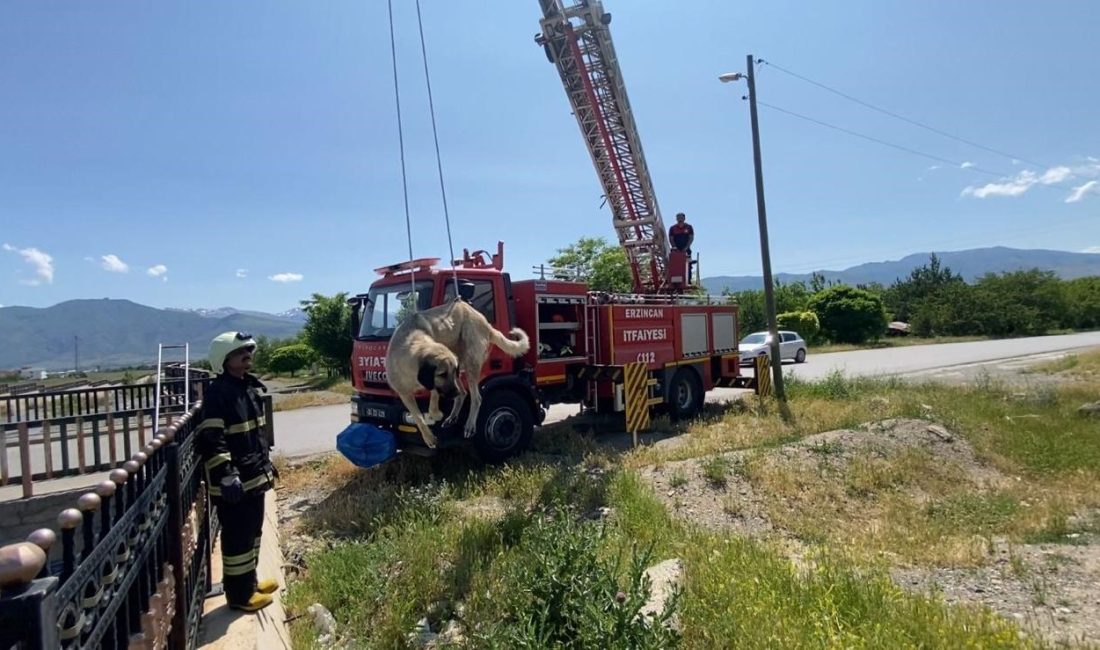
[669,212,695,282]
[197,332,278,612]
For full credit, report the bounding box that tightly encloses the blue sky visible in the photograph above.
[2,1,1098,313]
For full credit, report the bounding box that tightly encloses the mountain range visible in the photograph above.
[3,247,1099,370]
[700,247,1100,294]
[1,299,305,370]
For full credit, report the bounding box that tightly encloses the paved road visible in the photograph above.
[266,331,1100,459]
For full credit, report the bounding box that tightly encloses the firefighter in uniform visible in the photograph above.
[669,212,695,283]
[197,332,278,612]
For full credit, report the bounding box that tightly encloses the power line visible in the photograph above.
[757,58,1049,169]
[756,100,1002,177]
[754,100,1078,196]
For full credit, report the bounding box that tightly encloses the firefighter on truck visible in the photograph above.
[669,212,695,283]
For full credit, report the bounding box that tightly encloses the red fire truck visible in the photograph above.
[346,0,747,461]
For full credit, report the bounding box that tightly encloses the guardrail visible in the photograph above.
[0,368,236,500]
[1,378,206,425]
[0,404,214,649]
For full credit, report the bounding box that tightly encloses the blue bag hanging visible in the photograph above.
[336,423,398,469]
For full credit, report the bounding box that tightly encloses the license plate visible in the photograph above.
[361,406,387,419]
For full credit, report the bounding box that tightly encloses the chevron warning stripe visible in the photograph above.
[624,361,650,434]
[575,365,624,381]
[754,356,772,397]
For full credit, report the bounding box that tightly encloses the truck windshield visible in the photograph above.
[357,281,434,340]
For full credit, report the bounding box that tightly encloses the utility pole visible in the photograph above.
[744,53,787,406]
[74,335,79,374]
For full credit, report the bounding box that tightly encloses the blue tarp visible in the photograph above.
[336,422,398,469]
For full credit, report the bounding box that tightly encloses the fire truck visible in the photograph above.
[346,0,746,461]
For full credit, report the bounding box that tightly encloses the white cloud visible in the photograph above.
[147,264,168,280]
[101,254,129,273]
[962,170,1036,198]
[962,161,1096,200]
[1066,180,1099,204]
[1040,166,1072,184]
[236,268,248,278]
[926,165,941,171]
[960,161,975,169]
[3,243,54,285]
[1082,246,1100,254]
[269,272,303,283]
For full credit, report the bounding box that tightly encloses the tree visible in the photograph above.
[774,280,812,314]
[725,289,766,335]
[969,270,1066,337]
[268,344,314,377]
[300,292,353,375]
[884,254,965,323]
[909,282,979,337]
[548,237,632,292]
[1063,276,1100,330]
[777,311,820,343]
[809,285,888,344]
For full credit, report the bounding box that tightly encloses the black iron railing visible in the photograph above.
[0,404,215,649]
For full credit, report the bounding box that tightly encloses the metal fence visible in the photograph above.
[0,404,214,649]
[2,369,218,499]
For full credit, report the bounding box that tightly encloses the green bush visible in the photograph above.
[809,285,888,344]
[469,511,680,649]
[776,311,820,343]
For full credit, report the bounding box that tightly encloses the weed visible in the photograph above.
[721,496,743,518]
[807,439,844,457]
[679,536,1025,648]
[699,456,730,487]
[1027,354,1080,374]
[466,510,680,649]
[669,469,688,489]
[924,493,1020,536]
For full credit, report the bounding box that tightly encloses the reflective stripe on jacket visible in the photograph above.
[196,373,274,497]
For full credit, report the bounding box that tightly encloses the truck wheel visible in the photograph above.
[473,390,534,464]
[668,368,703,421]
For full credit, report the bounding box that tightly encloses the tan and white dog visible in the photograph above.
[384,299,529,448]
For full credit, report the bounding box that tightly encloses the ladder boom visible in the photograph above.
[537,0,670,294]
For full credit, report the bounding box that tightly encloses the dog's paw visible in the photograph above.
[463,422,477,438]
[442,415,459,428]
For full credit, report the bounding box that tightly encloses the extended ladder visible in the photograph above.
[154,343,191,428]
[537,0,670,294]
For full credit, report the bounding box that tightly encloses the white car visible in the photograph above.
[739,330,807,364]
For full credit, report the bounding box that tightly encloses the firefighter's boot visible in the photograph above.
[229,592,274,612]
[256,578,279,595]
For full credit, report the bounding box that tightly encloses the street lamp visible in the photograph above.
[719,55,788,409]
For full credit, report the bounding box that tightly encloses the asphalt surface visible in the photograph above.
[266,331,1100,459]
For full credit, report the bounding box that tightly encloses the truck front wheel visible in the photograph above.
[473,390,534,464]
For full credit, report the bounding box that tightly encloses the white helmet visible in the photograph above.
[209,331,257,374]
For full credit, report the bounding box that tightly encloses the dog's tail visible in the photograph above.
[490,327,530,358]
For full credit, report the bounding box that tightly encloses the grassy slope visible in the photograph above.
[279,349,1100,648]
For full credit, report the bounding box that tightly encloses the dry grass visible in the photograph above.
[1026,347,1100,379]
[272,391,350,412]
[279,357,1100,648]
[811,335,986,354]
